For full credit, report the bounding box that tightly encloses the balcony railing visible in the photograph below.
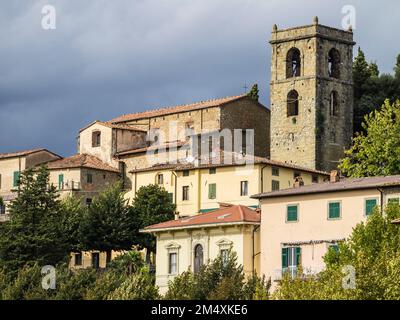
[58,180,81,191]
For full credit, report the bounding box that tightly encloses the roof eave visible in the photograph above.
[140,221,260,233]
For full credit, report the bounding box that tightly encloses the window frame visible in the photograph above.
[182,170,190,177]
[272,180,280,191]
[240,180,249,196]
[168,252,178,275]
[272,167,280,177]
[286,204,299,223]
[328,201,342,220]
[92,130,101,148]
[209,168,216,175]
[86,173,93,184]
[182,186,189,201]
[157,173,164,185]
[365,197,379,216]
[75,252,82,266]
[208,183,217,200]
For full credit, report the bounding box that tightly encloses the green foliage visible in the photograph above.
[273,205,400,300]
[132,184,176,254]
[0,167,69,272]
[84,271,124,300]
[54,267,97,300]
[339,99,400,177]
[165,251,270,300]
[79,182,138,262]
[108,250,144,275]
[395,54,400,80]
[0,196,4,207]
[352,48,400,134]
[247,84,259,101]
[107,267,160,300]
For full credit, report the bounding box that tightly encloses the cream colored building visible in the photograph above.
[0,148,61,221]
[253,174,400,290]
[128,153,329,217]
[142,204,261,294]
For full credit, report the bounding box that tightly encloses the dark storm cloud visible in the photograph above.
[0,0,399,156]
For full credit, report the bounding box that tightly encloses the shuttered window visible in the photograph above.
[365,199,378,216]
[328,202,341,219]
[287,205,298,222]
[208,183,216,200]
[282,247,301,277]
[13,171,20,187]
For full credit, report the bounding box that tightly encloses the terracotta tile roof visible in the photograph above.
[46,154,120,173]
[252,175,400,199]
[108,94,248,124]
[129,151,329,176]
[142,205,260,232]
[79,121,147,133]
[116,140,186,157]
[0,148,59,160]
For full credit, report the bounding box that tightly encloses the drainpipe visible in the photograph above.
[134,172,137,196]
[260,164,268,193]
[377,187,384,213]
[252,225,260,275]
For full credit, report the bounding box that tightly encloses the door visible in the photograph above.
[194,244,204,274]
[91,252,100,269]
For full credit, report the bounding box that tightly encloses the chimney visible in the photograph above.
[293,176,304,188]
[330,170,340,183]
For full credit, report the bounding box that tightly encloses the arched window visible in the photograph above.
[328,48,341,79]
[287,90,299,117]
[286,48,301,78]
[329,91,339,116]
[92,131,101,147]
[194,244,204,274]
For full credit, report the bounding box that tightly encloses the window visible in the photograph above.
[328,48,341,79]
[287,90,299,117]
[240,181,248,196]
[87,173,93,184]
[388,198,400,205]
[287,205,298,222]
[365,199,378,216]
[58,174,64,190]
[183,170,190,177]
[169,253,178,274]
[293,172,301,179]
[157,174,164,185]
[282,247,301,277]
[92,131,101,147]
[0,204,5,215]
[194,244,204,274]
[329,91,339,116]
[182,186,189,201]
[208,183,216,200]
[75,253,82,266]
[329,244,339,253]
[86,198,92,207]
[209,168,216,175]
[286,48,301,78]
[328,201,341,219]
[272,167,280,176]
[91,252,100,269]
[272,180,280,191]
[13,171,20,188]
[312,175,319,183]
[220,249,229,267]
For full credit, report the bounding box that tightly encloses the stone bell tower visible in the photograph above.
[269,17,355,172]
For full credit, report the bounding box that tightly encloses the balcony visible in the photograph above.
[58,180,81,191]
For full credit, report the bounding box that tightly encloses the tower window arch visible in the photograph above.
[287,90,299,117]
[286,48,301,78]
[328,48,341,79]
[329,91,339,116]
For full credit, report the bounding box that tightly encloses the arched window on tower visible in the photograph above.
[286,48,301,78]
[328,48,341,79]
[287,90,299,117]
[329,91,339,116]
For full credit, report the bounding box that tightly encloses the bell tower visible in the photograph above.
[269,17,355,172]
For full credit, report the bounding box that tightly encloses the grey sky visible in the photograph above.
[0,0,399,156]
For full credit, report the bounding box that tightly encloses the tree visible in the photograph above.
[273,204,400,300]
[339,99,400,177]
[247,84,259,101]
[395,54,400,80]
[79,182,138,264]
[132,184,176,257]
[353,47,371,99]
[0,167,69,272]
[368,61,380,78]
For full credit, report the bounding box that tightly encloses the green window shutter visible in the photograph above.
[295,247,302,266]
[13,171,20,187]
[329,202,340,219]
[208,184,216,199]
[58,174,64,189]
[365,199,377,216]
[287,205,298,222]
[282,248,289,269]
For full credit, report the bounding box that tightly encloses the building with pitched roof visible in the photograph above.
[141,204,261,294]
[252,173,400,289]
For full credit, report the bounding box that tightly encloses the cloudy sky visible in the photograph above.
[1,0,399,156]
